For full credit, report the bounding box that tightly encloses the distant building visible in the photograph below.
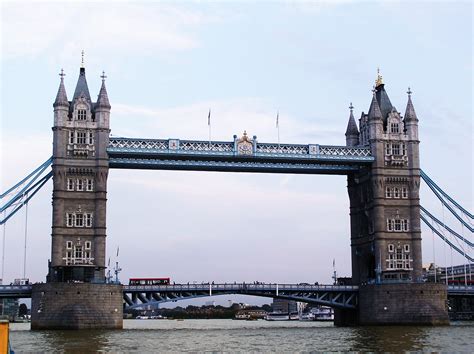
[423,263,473,284]
[272,298,297,313]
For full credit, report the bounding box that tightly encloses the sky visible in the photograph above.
[0,1,472,306]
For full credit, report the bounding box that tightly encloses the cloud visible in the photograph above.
[1,3,214,61]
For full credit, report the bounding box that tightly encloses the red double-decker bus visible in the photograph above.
[129,278,170,286]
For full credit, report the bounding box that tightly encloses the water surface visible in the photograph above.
[10,319,473,352]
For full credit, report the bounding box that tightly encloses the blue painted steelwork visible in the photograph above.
[420,170,473,232]
[107,137,374,174]
[0,285,32,298]
[421,214,473,262]
[421,206,473,248]
[421,170,474,220]
[123,283,359,310]
[0,157,53,225]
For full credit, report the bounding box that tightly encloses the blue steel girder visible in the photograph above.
[107,137,374,175]
[122,283,359,310]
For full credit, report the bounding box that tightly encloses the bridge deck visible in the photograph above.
[107,137,374,174]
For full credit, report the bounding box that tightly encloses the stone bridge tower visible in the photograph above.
[31,61,123,330]
[341,72,448,325]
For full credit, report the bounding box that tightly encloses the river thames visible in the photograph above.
[9,319,473,352]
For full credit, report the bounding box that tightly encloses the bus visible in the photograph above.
[129,278,170,286]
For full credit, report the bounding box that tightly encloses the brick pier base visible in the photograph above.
[31,283,123,330]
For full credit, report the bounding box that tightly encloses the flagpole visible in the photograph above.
[276,111,280,150]
[208,109,211,148]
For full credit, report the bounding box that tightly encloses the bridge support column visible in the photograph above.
[358,283,449,325]
[31,283,123,330]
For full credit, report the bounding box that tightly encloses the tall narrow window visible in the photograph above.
[76,179,84,191]
[66,241,72,249]
[86,179,94,191]
[394,188,400,198]
[385,143,391,155]
[77,131,86,144]
[401,144,406,155]
[386,187,392,198]
[66,213,75,227]
[85,213,93,227]
[77,109,87,121]
[85,241,91,250]
[390,123,399,133]
[403,219,409,231]
[69,131,74,144]
[67,178,74,191]
[75,214,84,227]
[394,219,402,231]
[387,219,394,231]
[88,131,94,145]
[75,246,83,259]
[402,187,408,198]
[392,143,400,155]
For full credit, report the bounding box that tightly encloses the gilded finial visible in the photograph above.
[375,67,383,87]
[101,70,107,82]
[81,50,85,68]
[407,87,412,96]
[59,68,65,80]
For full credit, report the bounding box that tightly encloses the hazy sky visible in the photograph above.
[1,1,472,305]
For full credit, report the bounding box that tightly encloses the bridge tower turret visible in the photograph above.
[342,72,448,326]
[49,63,110,283]
[31,59,122,330]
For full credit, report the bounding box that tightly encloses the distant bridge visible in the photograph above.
[2,283,473,310]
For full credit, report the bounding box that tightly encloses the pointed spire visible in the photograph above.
[345,102,359,136]
[96,71,111,109]
[53,69,69,108]
[404,87,418,122]
[72,55,91,103]
[368,87,383,120]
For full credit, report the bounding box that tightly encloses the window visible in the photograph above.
[392,143,400,155]
[85,241,91,250]
[86,179,94,192]
[85,213,93,227]
[401,144,406,155]
[66,241,72,249]
[67,251,72,258]
[75,214,84,227]
[76,179,84,191]
[387,219,394,231]
[77,109,87,121]
[394,219,402,231]
[67,178,74,191]
[77,131,86,144]
[394,188,400,198]
[386,187,392,198]
[403,219,409,231]
[66,213,75,227]
[74,246,83,259]
[85,251,90,259]
[88,131,94,145]
[385,143,391,155]
[388,244,394,252]
[404,244,410,253]
[69,131,74,144]
[390,123,399,133]
[402,187,408,198]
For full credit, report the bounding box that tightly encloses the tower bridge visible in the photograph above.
[1,64,472,329]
